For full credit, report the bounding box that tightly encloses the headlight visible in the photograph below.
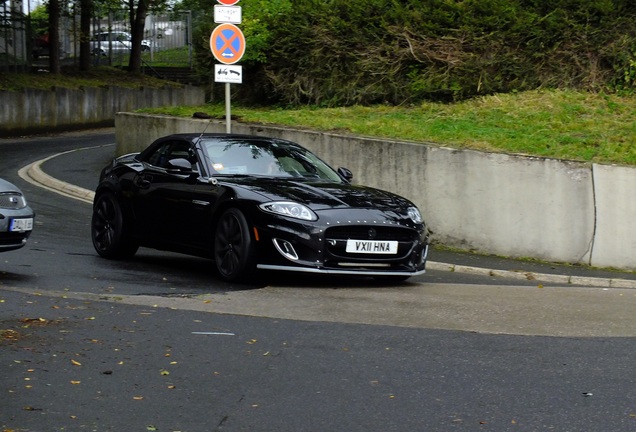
[407,206,423,223]
[259,201,318,221]
[0,193,27,210]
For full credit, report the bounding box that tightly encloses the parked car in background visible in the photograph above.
[0,178,34,252]
[91,31,151,55]
[91,134,430,283]
[31,34,50,59]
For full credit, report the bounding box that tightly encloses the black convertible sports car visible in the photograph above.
[91,134,429,282]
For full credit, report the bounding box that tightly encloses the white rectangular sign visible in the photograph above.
[214,5,241,24]
[345,240,398,254]
[215,64,243,83]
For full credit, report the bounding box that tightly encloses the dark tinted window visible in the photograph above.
[143,140,197,169]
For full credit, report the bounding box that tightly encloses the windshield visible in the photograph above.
[199,138,343,182]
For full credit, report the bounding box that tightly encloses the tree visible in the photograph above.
[126,0,150,74]
[47,0,60,73]
[79,0,92,71]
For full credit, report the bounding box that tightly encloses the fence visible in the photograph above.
[0,1,30,71]
[90,11,193,68]
[1,5,193,72]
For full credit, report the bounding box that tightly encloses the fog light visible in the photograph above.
[420,244,429,265]
[273,238,299,261]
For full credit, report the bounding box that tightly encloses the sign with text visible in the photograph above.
[214,5,241,24]
[215,65,243,83]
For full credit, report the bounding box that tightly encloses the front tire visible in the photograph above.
[91,192,139,259]
[214,208,256,282]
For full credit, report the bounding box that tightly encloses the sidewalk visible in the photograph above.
[19,139,636,289]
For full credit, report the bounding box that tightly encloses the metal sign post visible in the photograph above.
[210,9,245,134]
[225,83,231,133]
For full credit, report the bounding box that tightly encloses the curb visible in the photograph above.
[18,150,96,204]
[426,261,636,289]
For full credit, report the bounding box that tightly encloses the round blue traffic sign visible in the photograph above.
[210,23,246,65]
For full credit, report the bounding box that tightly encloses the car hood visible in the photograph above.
[227,177,413,210]
[0,178,22,194]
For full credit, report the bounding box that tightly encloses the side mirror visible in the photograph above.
[167,158,196,174]
[338,167,353,182]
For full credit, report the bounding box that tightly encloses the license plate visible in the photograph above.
[10,218,33,232]
[345,240,398,254]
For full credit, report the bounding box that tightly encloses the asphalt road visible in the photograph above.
[1,130,635,432]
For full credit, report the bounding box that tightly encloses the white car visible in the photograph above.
[0,178,34,252]
[91,31,151,56]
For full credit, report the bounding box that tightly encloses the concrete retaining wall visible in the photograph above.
[114,112,635,271]
[0,86,205,137]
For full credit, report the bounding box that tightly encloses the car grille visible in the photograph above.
[0,192,27,210]
[325,225,418,259]
[326,225,417,242]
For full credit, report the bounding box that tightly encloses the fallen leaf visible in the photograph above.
[20,318,47,324]
[23,406,41,411]
[70,381,81,385]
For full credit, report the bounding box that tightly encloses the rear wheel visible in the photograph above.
[214,208,255,282]
[91,192,138,259]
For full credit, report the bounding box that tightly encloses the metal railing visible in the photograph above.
[1,7,192,72]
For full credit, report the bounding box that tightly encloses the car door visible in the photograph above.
[133,139,221,251]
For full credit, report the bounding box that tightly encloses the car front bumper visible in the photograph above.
[253,208,429,276]
[0,211,35,252]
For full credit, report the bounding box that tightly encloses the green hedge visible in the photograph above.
[192,0,636,106]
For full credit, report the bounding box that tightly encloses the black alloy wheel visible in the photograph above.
[214,208,256,282]
[91,192,139,259]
